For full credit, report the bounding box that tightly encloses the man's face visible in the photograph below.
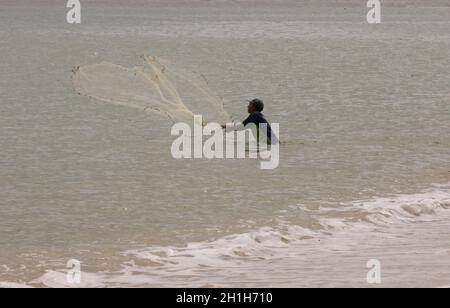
[247,102,255,114]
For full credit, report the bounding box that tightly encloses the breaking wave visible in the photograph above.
[25,185,450,288]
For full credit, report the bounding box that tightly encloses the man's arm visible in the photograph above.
[221,122,245,131]
[222,113,257,130]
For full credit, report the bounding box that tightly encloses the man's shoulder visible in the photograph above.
[254,112,268,121]
[243,112,269,126]
[251,112,265,118]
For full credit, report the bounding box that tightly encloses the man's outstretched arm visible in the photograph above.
[222,114,256,129]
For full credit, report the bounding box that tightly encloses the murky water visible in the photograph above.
[0,0,449,287]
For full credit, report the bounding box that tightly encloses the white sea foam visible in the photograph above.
[30,272,106,289]
[26,185,450,288]
[0,282,33,288]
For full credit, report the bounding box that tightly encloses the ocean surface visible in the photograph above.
[0,0,450,287]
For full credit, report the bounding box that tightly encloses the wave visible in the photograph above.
[20,184,450,288]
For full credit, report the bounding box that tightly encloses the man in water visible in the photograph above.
[222,98,277,144]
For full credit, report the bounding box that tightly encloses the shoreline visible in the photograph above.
[3,185,448,288]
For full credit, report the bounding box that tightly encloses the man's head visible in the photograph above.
[247,98,264,113]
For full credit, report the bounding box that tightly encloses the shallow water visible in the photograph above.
[0,0,450,287]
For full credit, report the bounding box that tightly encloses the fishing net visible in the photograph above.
[72,56,232,125]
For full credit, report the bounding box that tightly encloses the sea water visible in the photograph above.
[0,0,450,287]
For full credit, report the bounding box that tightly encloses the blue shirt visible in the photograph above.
[242,112,276,143]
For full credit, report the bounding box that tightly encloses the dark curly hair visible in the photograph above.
[249,98,264,112]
